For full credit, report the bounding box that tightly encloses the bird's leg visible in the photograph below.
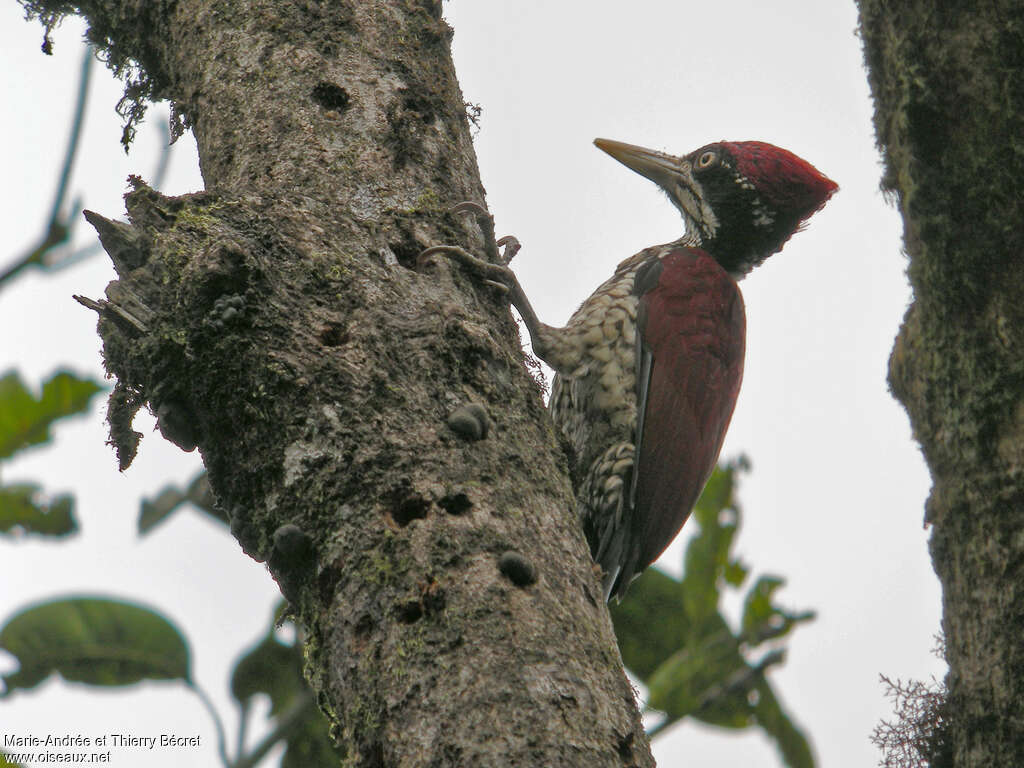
[419,203,546,358]
[419,242,544,353]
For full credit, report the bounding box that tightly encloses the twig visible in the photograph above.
[73,294,149,334]
[187,679,231,767]
[229,692,317,768]
[0,44,93,291]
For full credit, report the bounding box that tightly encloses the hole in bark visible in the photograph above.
[617,731,635,759]
[388,237,421,270]
[391,495,429,527]
[351,612,375,652]
[317,559,343,603]
[319,322,349,347]
[439,492,472,516]
[396,580,446,624]
[355,613,374,638]
[403,90,435,124]
[396,600,423,624]
[368,742,384,768]
[421,581,446,614]
[311,81,350,112]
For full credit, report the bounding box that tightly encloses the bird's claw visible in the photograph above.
[483,279,511,294]
[448,201,485,215]
[418,203,543,348]
[417,244,516,294]
[417,201,521,286]
[450,201,489,217]
[495,235,521,265]
[445,202,522,265]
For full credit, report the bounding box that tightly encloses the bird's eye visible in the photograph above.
[697,151,717,169]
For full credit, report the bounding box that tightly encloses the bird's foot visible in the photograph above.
[418,203,544,352]
[418,202,522,293]
[418,243,517,294]
[449,201,521,265]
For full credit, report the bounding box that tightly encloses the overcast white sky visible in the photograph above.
[1,2,943,766]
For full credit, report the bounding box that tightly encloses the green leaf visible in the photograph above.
[646,613,745,724]
[650,643,798,740]
[0,371,104,459]
[741,576,816,647]
[231,633,306,715]
[139,472,223,535]
[689,648,787,730]
[691,462,736,527]
[680,464,741,628]
[233,606,344,768]
[742,576,786,633]
[0,597,190,695]
[723,558,749,587]
[611,567,689,681]
[138,486,188,534]
[609,456,816,765]
[0,483,77,538]
[754,680,815,768]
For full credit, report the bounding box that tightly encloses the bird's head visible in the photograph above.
[594,138,837,277]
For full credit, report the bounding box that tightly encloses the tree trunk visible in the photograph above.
[857,2,1023,765]
[49,0,653,765]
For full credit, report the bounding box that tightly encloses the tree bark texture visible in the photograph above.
[58,1,653,765]
[857,2,1023,765]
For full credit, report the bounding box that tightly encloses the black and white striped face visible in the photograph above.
[681,142,787,277]
[593,138,718,245]
[684,141,839,276]
[595,138,838,279]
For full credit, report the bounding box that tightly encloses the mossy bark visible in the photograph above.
[44,0,653,765]
[857,2,1024,765]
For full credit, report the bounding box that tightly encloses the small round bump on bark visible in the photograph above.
[498,551,537,587]
[272,523,314,564]
[446,402,490,440]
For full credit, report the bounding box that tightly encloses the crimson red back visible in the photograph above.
[634,248,746,568]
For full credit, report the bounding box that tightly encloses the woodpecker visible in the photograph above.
[422,139,836,601]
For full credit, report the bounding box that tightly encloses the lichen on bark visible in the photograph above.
[857,2,1024,765]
